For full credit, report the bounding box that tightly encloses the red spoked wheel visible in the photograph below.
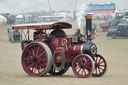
[92,54,107,77]
[72,54,94,78]
[22,42,52,77]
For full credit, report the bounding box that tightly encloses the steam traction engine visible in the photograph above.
[13,15,107,78]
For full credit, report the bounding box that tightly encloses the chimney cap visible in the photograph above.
[85,14,93,19]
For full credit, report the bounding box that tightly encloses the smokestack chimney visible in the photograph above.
[85,14,92,40]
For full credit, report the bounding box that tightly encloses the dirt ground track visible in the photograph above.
[0,23,128,85]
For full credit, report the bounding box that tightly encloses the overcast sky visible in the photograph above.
[0,0,128,14]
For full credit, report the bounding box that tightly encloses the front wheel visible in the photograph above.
[22,42,52,77]
[72,54,94,78]
[92,54,107,77]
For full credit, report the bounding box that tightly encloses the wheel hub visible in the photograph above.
[80,64,85,68]
[95,63,100,68]
[32,56,38,62]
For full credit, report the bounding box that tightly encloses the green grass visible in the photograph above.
[0,24,13,29]
[94,32,128,51]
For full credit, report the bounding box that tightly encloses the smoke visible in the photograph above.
[76,4,88,29]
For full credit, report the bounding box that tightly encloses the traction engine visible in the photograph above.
[13,14,107,78]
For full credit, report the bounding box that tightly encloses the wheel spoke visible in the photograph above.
[37,69,40,74]
[38,64,44,72]
[32,50,35,56]
[85,60,90,65]
[83,69,86,75]
[27,50,33,56]
[85,61,91,71]
[99,61,104,64]
[95,68,98,75]
[32,67,34,72]
[38,51,46,58]
[35,63,38,69]
[39,62,45,68]
[24,58,32,61]
[33,63,38,73]
[99,65,105,67]
[98,58,101,64]
[27,62,35,68]
[76,67,80,69]
[39,58,47,62]
[99,66,104,71]
[81,69,84,75]
[78,68,82,73]
[98,67,101,74]
[36,47,40,56]
[33,68,36,73]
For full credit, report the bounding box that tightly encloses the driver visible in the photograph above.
[50,29,66,38]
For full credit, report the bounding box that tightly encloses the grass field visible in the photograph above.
[0,23,128,85]
[94,31,128,51]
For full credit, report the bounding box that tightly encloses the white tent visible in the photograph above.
[15,15,24,24]
[0,15,7,24]
[16,15,24,18]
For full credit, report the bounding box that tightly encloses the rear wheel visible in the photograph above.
[72,54,94,78]
[22,42,52,76]
[92,54,107,77]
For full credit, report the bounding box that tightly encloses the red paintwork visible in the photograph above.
[71,36,78,42]
[18,17,107,78]
[21,40,32,50]
[54,46,73,63]
[51,38,71,49]
[22,35,84,64]
[72,44,83,54]
[51,37,74,63]
[54,47,64,63]
[101,25,110,28]
[56,55,62,63]
[12,22,72,30]
[101,25,110,31]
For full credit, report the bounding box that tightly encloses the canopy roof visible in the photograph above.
[12,22,72,30]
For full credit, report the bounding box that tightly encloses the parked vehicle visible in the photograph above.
[100,23,110,32]
[107,23,128,39]
[7,27,21,42]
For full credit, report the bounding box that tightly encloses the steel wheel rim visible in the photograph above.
[92,54,107,77]
[22,42,51,76]
[72,54,94,78]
